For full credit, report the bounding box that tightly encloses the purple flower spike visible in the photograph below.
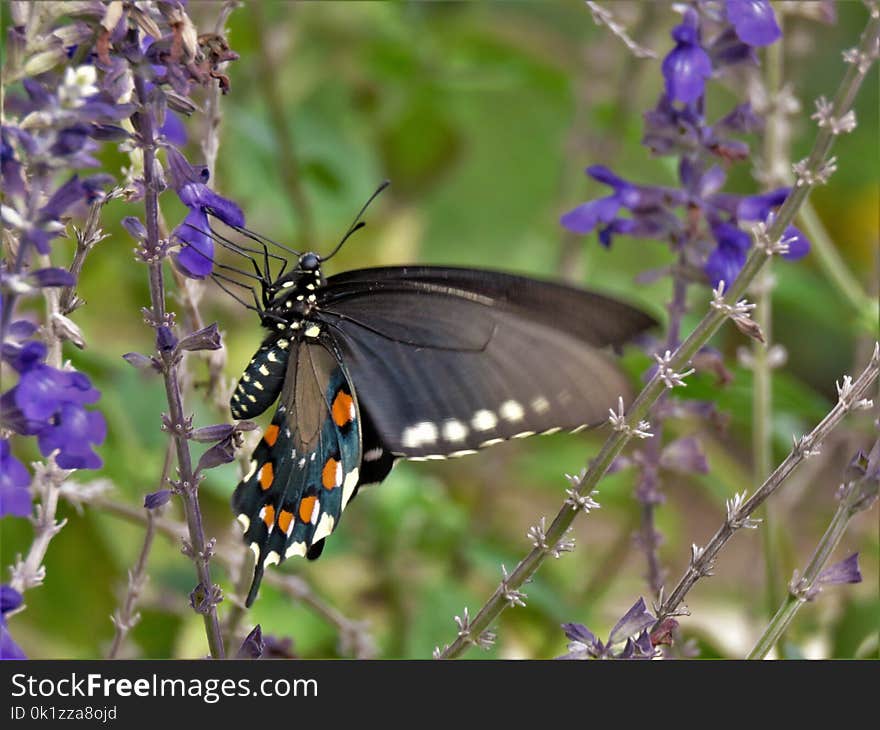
[1,584,26,659]
[726,0,782,47]
[662,10,713,104]
[0,440,32,518]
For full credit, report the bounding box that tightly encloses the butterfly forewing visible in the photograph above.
[324,297,634,459]
[232,339,361,606]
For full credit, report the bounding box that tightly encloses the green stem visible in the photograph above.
[438,12,880,659]
[747,476,868,659]
[755,13,785,621]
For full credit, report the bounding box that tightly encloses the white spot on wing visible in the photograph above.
[277,339,289,349]
[263,551,280,567]
[342,468,359,511]
[449,449,478,458]
[286,541,307,558]
[311,499,321,525]
[500,400,525,422]
[254,381,264,391]
[364,448,384,462]
[471,409,497,432]
[236,514,250,532]
[244,460,258,481]
[402,421,439,449]
[531,396,550,413]
[304,325,321,338]
[442,419,468,443]
[313,512,335,543]
[512,430,535,439]
[479,438,504,448]
[259,364,270,376]
[249,542,260,560]
[267,351,278,363]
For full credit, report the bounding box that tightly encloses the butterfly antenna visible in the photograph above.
[229,222,301,258]
[322,180,390,262]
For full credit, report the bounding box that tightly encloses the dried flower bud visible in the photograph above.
[236,625,264,659]
[144,489,172,510]
[177,322,222,352]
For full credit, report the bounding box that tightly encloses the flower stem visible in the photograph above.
[438,13,879,657]
[747,455,876,659]
[132,72,225,659]
[106,440,172,659]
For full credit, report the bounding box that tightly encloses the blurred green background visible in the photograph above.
[2,1,877,659]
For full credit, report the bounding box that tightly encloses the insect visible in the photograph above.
[202,183,655,606]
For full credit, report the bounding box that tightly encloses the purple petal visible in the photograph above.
[662,43,712,104]
[39,175,86,221]
[196,437,236,473]
[160,111,188,146]
[705,243,747,288]
[817,553,862,587]
[561,622,598,647]
[196,187,245,227]
[0,440,32,517]
[712,222,751,254]
[122,216,147,242]
[586,165,629,190]
[0,585,23,614]
[736,188,789,220]
[608,598,655,646]
[781,225,809,260]
[7,321,38,340]
[173,208,214,279]
[560,196,621,234]
[726,0,781,47]
[7,341,47,373]
[29,267,76,288]
[698,166,727,197]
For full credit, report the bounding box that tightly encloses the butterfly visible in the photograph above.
[205,184,655,606]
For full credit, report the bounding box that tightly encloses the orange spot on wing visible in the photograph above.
[332,390,355,427]
[264,424,280,447]
[299,495,317,523]
[259,463,274,490]
[322,458,339,489]
[262,504,276,528]
[278,509,294,535]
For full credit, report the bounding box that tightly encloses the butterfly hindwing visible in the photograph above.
[232,339,361,606]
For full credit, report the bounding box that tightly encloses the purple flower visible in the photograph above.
[1,585,26,659]
[781,225,809,260]
[662,10,712,104]
[166,147,244,279]
[559,598,657,660]
[0,440,31,518]
[1,343,105,469]
[726,0,782,47]
[561,165,684,246]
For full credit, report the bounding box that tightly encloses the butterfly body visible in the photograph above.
[229,248,654,606]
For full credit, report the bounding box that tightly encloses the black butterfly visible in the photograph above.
[203,184,655,606]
